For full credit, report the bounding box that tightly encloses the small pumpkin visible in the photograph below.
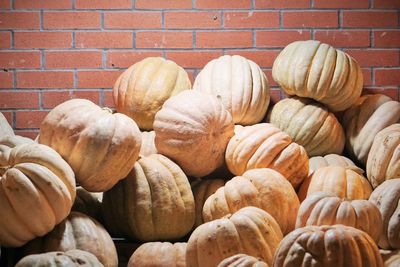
[72,186,103,223]
[218,254,269,267]
[0,112,13,137]
[140,130,158,157]
[380,250,400,267]
[308,154,363,176]
[128,242,186,267]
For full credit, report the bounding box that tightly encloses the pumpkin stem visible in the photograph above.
[102,107,114,114]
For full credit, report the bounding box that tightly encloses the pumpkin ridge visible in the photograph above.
[293,104,328,145]
[302,41,321,96]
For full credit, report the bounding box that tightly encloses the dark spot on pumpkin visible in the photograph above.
[76,259,86,265]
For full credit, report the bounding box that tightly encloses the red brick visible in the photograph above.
[107,51,163,68]
[362,68,372,86]
[196,0,251,9]
[76,0,132,9]
[43,12,100,29]
[45,51,102,69]
[0,0,10,9]
[343,11,398,28]
[17,71,74,88]
[255,0,310,8]
[76,32,133,49]
[165,11,221,29]
[263,69,278,87]
[166,51,223,68]
[375,69,400,86]
[103,90,115,108]
[373,0,400,8]
[42,90,100,108]
[16,111,48,128]
[0,91,39,109]
[374,30,400,48]
[136,31,192,49]
[345,49,399,67]
[0,52,41,69]
[314,30,370,48]
[0,12,40,29]
[363,87,399,101]
[225,50,280,68]
[256,30,311,48]
[0,71,13,88]
[0,32,11,49]
[104,12,161,29]
[314,0,369,8]
[224,11,279,29]
[270,89,282,105]
[196,31,252,48]
[187,70,195,84]
[283,11,338,28]
[135,0,192,9]
[77,70,123,89]
[14,0,72,9]
[14,130,38,139]
[15,32,72,49]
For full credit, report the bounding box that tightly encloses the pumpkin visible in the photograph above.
[140,130,158,157]
[128,242,186,267]
[218,254,269,267]
[380,250,400,267]
[272,40,363,112]
[0,143,75,247]
[15,250,103,267]
[0,112,13,137]
[193,55,270,125]
[225,123,308,188]
[0,135,35,170]
[187,206,283,267]
[296,192,382,242]
[308,154,364,176]
[113,57,191,130]
[39,98,142,192]
[366,124,400,188]
[154,90,234,177]
[342,94,400,165]
[369,179,400,249]
[203,168,299,235]
[23,211,117,267]
[102,154,195,242]
[298,166,372,202]
[72,186,103,223]
[268,97,345,156]
[273,225,383,267]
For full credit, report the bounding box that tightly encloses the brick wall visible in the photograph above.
[0,0,399,138]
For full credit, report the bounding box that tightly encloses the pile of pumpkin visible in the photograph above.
[0,39,399,267]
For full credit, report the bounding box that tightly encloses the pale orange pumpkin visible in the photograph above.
[218,254,269,267]
[128,242,186,267]
[308,154,364,176]
[140,130,158,157]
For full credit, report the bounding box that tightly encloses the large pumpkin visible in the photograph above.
[193,55,270,125]
[140,130,158,157]
[225,123,308,188]
[128,242,186,267]
[0,143,75,247]
[203,168,299,234]
[102,154,195,242]
[154,90,234,177]
[187,206,283,267]
[272,40,363,112]
[218,254,269,267]
[113,57,191,130]
[0,112,13,137]
[39,99,141,192]
[366,124,400,188]
[0,135,35,168]
[273,225,383,267]
[268,97,345,156]
[342,94,400,165]
[308,154,363,176]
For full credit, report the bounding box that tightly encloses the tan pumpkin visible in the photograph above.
[0,135,35,169]
[0,143,75,247]
[296,192,382,242]
[128,242,186,267]
[268,97,345,156]
[0,112,13,137]
[273,225,383,267]
[15,250,103,267]
[225,123,308,188]
[102,154,195,242]
[113,57,191,130]
[272,40,363,112]
[369,179,400,249]
[218,254,269,267]
[342,94,400,165]
[366,124,400,188]
[39,98,141,192]
[24,211,118,267]
[72,186,103,223]
[380,250,400,267]
[187,206,283,267]
[309,154,364,176]
[140,130,158,157]
[203,168,299,234]
[154,90,234,177]
[193,55,270,125]
[298,166,372,202]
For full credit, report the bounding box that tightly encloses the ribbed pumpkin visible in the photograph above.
[154,90,234,177]
[0,112,13,137]
[140,130,158,157]
[272,40,363,112]
[342,94,400,166]
[273,225,383,267]
[0,143,75,247]
[369,179,400,249]
[380,250,400,267]
[187,206,283,267]
[203,168,299,234]
[193,55,270,125]
[296,192,382,242]
[113,57,191,130]
[366,124,400,188]
[225,123,308,188]
[102,154,195,242]
[0,135,35,168]
[39,99,141,192]
[128,242,186,267]
[309,154,364,176]
[218,254,269,267]
[268,97,345,156]
[23,211,118,267]
[298,166,372,202]
[15,250,103,267]
[72,186,103,223]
